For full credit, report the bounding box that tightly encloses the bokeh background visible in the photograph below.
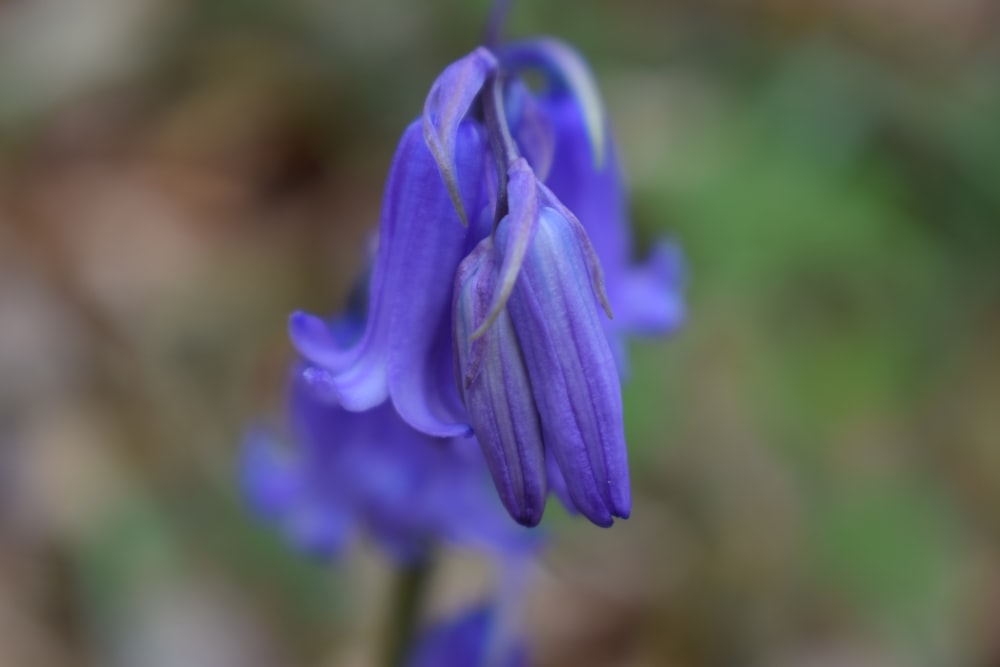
[1,0,999,665]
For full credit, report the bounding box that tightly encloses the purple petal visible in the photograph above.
[247,357,534,562]
[284,501,354,560]
[240,427,302,520]
[539,89,687,346]
[544,446,579,516]
[287,126,418,410]
[385,120,487,437]
[433,453,544,553]
[288,311,358,371]
[423,47,498,225]
[291,119,486,435]
[241,405,356,560]
[406,606,527,667]
[615,240,687,336]
[538,181,613,319]
[289,365,370,452]
[454,241,547,526]
[500,206,630,526]
[501,37,606,167]
[539,91,630,284]
[287,309,366,374]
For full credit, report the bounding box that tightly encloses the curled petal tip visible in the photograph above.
[422,48,498,225]
[288,310,350,368]
[424,117,469,226]
[288,310,321,340]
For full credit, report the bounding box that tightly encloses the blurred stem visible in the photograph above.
[383,559,432,667]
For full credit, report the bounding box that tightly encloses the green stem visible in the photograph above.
[382,559,432,667]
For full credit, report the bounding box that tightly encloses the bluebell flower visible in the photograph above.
[405,605,527,667]
[242,320,538,561]
[277,36,685,529]
[454,159,628,527]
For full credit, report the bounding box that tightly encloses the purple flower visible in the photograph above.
[242,318,538,561]
[406,605,527,667]
[269,36,684,530]
[454,159,628,527]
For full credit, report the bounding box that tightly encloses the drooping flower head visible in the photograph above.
[454,158,628,527]
[276,22,685,530]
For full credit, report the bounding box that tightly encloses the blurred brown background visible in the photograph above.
[1,0,999,665]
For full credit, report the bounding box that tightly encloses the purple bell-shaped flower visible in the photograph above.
[454,159,628,527]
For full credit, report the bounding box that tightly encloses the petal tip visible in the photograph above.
[288,310,318,336]
[513,515,542,529]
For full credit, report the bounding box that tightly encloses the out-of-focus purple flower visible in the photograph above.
[405,605,527,667]
[242,319,538,562]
